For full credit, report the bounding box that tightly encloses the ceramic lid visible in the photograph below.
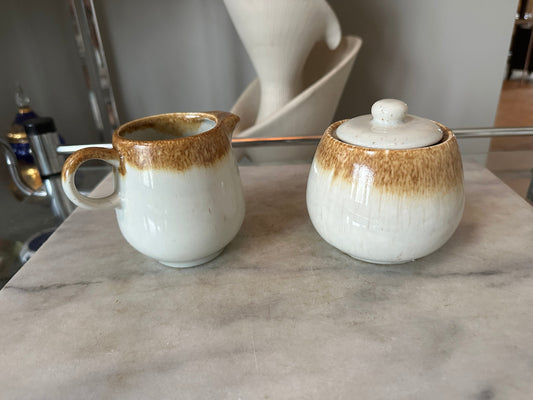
[335,99,443,150]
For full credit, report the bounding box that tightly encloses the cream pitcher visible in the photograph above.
[62,111,245,268]
[307,99,465,264]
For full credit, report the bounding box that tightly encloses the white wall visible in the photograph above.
[1,0,518,153]
[0,0,100,145]
[94,0,255,122]
[328,0,517,160]
[331,0,516,123]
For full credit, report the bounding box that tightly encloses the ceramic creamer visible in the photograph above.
[306,99,464,264]
[62,111,245,268]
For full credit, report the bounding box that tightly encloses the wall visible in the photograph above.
[1,0,518,154]
[97,0,516,159]
[328,0,517,159]
[0,0,100,145]
[331,0,516,123]
[94,0,255,122]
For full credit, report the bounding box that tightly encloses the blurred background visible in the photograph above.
[0,0,517,144]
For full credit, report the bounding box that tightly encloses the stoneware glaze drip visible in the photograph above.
[113,112,236,174]
[307,101,465,264]
[319,121,462,196]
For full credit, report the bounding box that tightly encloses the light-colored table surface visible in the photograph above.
[1,162,533,399]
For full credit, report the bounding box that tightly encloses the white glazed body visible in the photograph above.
[306,122,464,264]
[116,154,245,268]
[307,169,464,264]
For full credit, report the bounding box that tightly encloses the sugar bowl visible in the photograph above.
[306,99,464,264]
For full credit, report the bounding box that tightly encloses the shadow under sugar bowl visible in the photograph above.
[62,111,245,268]
[306,99,464,264]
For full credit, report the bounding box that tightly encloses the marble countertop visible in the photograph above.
[1,162,532,399]
[0,165,111,287]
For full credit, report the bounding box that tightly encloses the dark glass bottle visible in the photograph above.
[5,85,42,199]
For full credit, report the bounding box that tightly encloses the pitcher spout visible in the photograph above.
[211,111,240,139]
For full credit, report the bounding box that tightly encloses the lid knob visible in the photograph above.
[335,98,444,150]
[371,99,407,125]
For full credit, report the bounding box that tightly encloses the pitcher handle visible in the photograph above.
[62,147,120,210]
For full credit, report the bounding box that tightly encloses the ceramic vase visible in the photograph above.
[224,0,361,162]
[224,0,342,124]
[231,36,361,163]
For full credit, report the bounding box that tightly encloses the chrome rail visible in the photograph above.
[453,127,533,138]
[56,126,533,155]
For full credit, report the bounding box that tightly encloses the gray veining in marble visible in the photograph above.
[0,162,532,399]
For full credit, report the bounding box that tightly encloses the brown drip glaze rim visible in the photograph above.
[316,119,463,194]
[114,112,221,144]
[111,111,238,173]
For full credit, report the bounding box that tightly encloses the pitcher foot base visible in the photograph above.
[159,249,224,268]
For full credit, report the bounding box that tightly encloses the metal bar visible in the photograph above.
[56,137,324,154]
[522,26,533,82]
[68,0,120,142]
[56,127,533,155]
[453,127,533,138]
[57,143,111,154]
[231,136,323,147]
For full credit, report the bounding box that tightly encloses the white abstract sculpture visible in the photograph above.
[224,0,362,162]
[224,0,341,123]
